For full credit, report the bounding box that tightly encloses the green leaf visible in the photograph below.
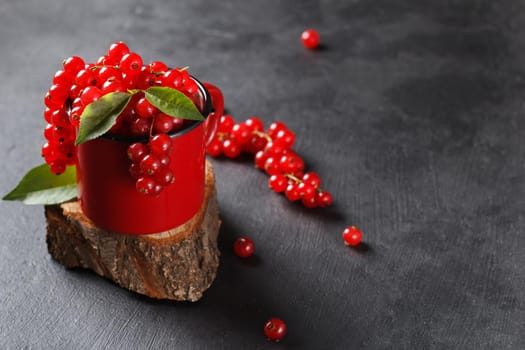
[145,86,204,121]
[3,164,77,205]
[75,92,131,145]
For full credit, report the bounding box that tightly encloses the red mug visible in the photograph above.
[76,78,223,234]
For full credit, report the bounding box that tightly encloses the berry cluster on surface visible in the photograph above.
[42,41,201,195]
[206,115,333,208]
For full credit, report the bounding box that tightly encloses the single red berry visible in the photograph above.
[107,41,130,62]
[297,182,316,200]
[50,108,70,127]
[223,139,241,158]
[135,97,158,118]
[136,176,156,195]
[63,56,86,75]
[284,183,301,201]
[75,69,97,88]
[97,66,121,82]
[162,69,184,89]
[342,226,363,246]
[264,157,281,176]
[101,80,127,94]
[267,121,287,138]
[120,52,143,76]
[218,115,235,133]
[244,116,264,132]
[301,29,320,49]
[302,196,318,208]
[69,84,83,100]
[233,237,255,258]
[206,138,223,157]
[69,106,84,126]
[279,154,304,174]
[49,160,66,175]
[264,318,286,342]
[53,70,74,86]
[130,117,151,136]
[316,191,333,207]
[127,142,149,163]
[242,134,267,154]
[232,123,251,145]
[154,166,175,186]
[153,113,175,134]
[269,174,288,193]
[149,133,172,155]
[149,61,168,73]
[45,84,69,108]
[140,154,162,175]
[274,129,295,149]
[302,172,321,189]
[80,86,102,106]
[254,150,269,169]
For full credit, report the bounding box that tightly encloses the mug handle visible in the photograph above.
[203,82,224,147]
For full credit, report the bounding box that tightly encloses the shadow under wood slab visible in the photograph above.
[45,161,221,302]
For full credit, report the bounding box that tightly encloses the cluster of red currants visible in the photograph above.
[206,116,333,208]
[41,41,200,194]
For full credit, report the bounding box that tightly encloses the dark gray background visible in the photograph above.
[1,0,524,349]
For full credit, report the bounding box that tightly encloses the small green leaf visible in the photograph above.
[3,164,77,205]
[145,86,204,121]
[75,92,131,145]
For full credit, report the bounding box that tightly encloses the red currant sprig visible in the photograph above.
[206,116,333,208]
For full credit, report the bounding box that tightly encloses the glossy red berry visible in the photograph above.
[218,115,235,133]
[233,237,255,258]
[149,133,172,155]
[63,56,85,75]
[120,52,143,76]
[244,116,264,132]
[284,183,301,201]
[223,139,241,158]
[80,86,102,106]
[316,191,333,207]
[135,97,157,118]
[153,113,175,134]
[232,123,251,145]
[297,182,316,200]
[267,121,287,138]
[301,29,320,49]
[149,61,168,73]
[108,41,130,61]
[269,174,288,193]
[136,176,156,195]
[302,172,321,189]
[342,226,363,246]
[274,129,295,149]
[127,142,148,163]
[264,318,286,342]
[140,154,162,175]
[206,138,223,157]
[154,166,175,186]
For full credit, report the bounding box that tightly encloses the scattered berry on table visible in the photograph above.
[301,29,320,49]
[264,318,287,342]
[233,237,255,258]
[342,226,363,246]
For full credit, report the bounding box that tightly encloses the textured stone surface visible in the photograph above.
[0,0,524,349]
[45,161,220,302]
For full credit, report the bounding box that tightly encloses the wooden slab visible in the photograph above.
[45,160,220,302]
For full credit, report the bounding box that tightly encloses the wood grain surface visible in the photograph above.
[0,0,524,349]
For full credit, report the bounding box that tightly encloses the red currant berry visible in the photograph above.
[223,139,241,158]
[269,174,288,193]
[285,183,301,201]
[233,237,255,258]
[45,84,69,108]
[49,160,66,175]
[69,106,84,126]
[135,97,158,118]
[108,41,130,61]
[50,108,70,127]
[127,142,148,163]
[297,182,316,200]
[53,70,74,86]
[149,61,168,73]
[242,134,267,154]
[162,69,184,89]
[152,113,175,134]
[279,154,303,174]
[120,52,143,76]
[69,84,83,100]
[154,166,175,186]
[301,29,320,49]
[63,56,85,75]
[75,69,97,88]
[129,163,142,179]
[97,66,121,82]
[232,123,251,145]
[274,129,295,149]
[342,226,363,246]
[245,116,264,132]
[302,172,321,189]
[264,157,281,176]
[206,138,223,157]
[302,196,318,208]
[130,117,151,136]
[254,150,269,169]
[101,80,127,94]
[264,318,286,342]
[136,176,156,195]
[267,121,287,138]
[149,133,172,155]
[80,86,102,106]
[159,155,170,166]
[140,154,162,175]
[218,115,235,133]
[315,191,333,207]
